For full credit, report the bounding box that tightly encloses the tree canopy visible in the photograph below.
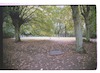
[2,5,96,54]
[3,5,96,39]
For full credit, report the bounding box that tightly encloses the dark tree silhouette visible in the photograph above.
[0,7,3,69]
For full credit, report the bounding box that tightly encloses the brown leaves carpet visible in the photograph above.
[3,38,97,70]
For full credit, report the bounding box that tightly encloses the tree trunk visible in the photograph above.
[65,25,66,37]
[14,23,21,42]
[58,23,60,37]
[85,18,90,41]
[80,6,90,41]
[71,6,86,53]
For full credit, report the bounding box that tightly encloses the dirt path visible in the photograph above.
[3,37,97,70]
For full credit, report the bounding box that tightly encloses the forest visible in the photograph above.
[0,5,97,70]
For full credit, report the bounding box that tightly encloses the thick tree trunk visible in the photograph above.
[74,21,83,52]
[15,24,21,42]
[71,6,86,53]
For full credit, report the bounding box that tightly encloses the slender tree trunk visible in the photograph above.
[71,5,86,53]
[80,6,90,41]
[15,24,21,42]
[0,7,3,69]
[58,23,60,37]
[65,25,66,37]
[85,18,90,41]
[12,20,21,42]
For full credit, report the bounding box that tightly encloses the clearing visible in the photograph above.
[3,37,97,70]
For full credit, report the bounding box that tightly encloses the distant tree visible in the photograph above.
[51,6,74,37]
[8,6,38,42]
[71,5,86,53]
[20,6,74,37]
[60,6,74,37]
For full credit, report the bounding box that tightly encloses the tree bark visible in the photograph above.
[65,25,66,37]
[71,5,86,53]
[80,6,90,41]
[15,24,21,42]
[85,18,90,41]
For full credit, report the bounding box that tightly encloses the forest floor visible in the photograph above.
[3,37,97,70]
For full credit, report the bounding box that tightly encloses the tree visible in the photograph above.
[29,6,74,37]
[61,6,74,37]
[28,6,55,36]
[71,5,86,53]
[49,6,74,37]
[89,5,96,38]
[8,6,37,42]
[80,5,91,41]
[3,15,14,38]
